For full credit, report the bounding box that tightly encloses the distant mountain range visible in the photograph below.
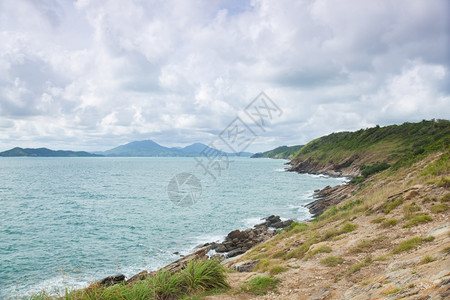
[251,145,304,159]
[97,140,252,157]
[0,140,253,157]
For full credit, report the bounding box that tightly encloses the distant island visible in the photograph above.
[0,147,101,157]
[0,140,253,157]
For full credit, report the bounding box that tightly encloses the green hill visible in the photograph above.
[288,119,450,179]
[251,145,303,159]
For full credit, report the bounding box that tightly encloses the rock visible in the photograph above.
[163,248,207,273]
[215,244,228,253]
[272,219,293,228]
[230,260,259,272]
[306,184,357,217]
[227,229,249,240]
[126,271,150,285]
[99,274,126,287]
[226,248,246,258]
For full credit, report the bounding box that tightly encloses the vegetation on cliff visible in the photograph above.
[289,119,449,178]
[251,145,303,159]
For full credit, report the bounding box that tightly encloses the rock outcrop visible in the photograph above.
[207,216,293,258]
[305,184,357,217]
[99,274,126,287]
[287,155,360,178]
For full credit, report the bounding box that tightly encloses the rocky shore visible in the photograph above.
[287,155,360,217]
[97,215,293,286]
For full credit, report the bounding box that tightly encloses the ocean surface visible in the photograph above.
[0,157,345,298]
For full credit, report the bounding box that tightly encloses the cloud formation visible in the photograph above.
[0,0,449,152]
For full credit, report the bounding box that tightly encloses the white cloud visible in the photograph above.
[0,0,448,152]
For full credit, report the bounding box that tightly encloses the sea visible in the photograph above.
[0,157,346,298]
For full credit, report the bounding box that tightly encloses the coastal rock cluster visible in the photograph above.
[203,215,293,258]
[306,184,357,217]
[288,155,360,177]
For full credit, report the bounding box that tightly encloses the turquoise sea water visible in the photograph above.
[0,157,345,298]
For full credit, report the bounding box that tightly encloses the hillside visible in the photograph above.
[212,120,449,299]
[251,145,303,159]
[0,147,101,157]
[288,119,450,178]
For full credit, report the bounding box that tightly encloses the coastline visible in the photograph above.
[92,162,351,289]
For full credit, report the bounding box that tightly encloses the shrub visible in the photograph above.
[152,270,183,299]
[349,176,365,185]
[403,214,432,228]
[181,259,229,292]
[284,222,308,233]
[361,162,390,177]
[320,256,344,267]
[241,276,280,295]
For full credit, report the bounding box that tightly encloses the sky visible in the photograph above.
[0,0,449,153]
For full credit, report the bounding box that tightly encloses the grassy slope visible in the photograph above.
[251,145,303,159]
[291,119,449,170]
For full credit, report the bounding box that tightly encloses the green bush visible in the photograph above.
[181,259,229,291]
[361,162,390,177]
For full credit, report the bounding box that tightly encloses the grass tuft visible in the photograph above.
[241,276,280,296]
[393,236,434,254]
[305,245,332,259]
[430,204,448,213]
[381,219,398,227]
[320,256,344,267]
[420,255,436,264]
[269,265,288,275]
[402,214,432,228]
